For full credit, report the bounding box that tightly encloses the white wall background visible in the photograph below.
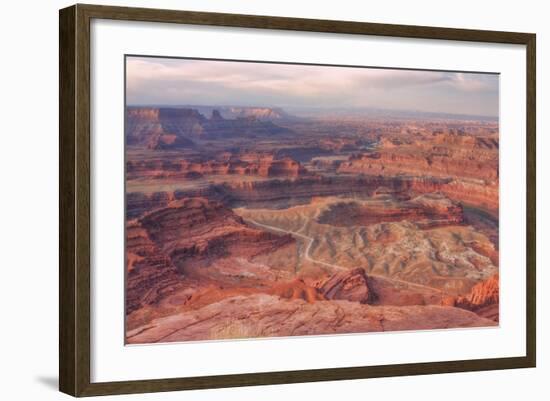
[0,0,545,400]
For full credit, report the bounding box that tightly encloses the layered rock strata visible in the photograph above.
[443,274,499,321]
[138,198,295,271]
[126,107,291,144]
[126,294,497,343]
[127,174,497,219]
[126,197,295,313]
[317,194,464,228]
[126,220,182,314]
[317,268,377,304]
[126,154,307,180]
[338,133,499,182]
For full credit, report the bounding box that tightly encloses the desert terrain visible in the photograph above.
[125,105,499,344]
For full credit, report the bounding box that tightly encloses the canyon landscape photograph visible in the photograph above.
[124,56,500,344]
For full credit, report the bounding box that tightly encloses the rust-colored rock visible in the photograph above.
[443,274,499,321]
[126,107,291,144]
[338,132,499,182]
[336,131,499,213]
[126,197,295,314]
[125,220,182,314]
[126,153,308,181]
[317,268,377,304]
[317,194,464,228]
[126,294,497,344]
[138,198,295,272]
[455,274,499,309]
[124,102,500,341]
[269,279,325,303]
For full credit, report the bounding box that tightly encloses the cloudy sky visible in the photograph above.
[126,56,499,117]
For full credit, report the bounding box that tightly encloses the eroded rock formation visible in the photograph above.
[317,268,377,304]
[338,132,499,182]
[269,279,325,303]
[126,294,497,343]
[126,153,308,181]
[318,194,464,228]
[126,197,296,314]
[124,104,500,341]
[126,220,182,314]
[138,198,295,271]
[126,107,291,144]
[442,274,499,321]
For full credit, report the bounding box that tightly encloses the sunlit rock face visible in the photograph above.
[135,197,295,272]
[126,107,291,145]
[126,294,496,344]
[126,154,308,181]
[442,274,499,321]
[317,268,377,304]
[125,103,500,343]
[317,194,465,228]
[338,133,499,181]
[125,219,181,315]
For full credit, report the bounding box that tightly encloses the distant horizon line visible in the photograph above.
[125,103,499,121]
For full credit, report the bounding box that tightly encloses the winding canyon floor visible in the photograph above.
[126,193,499,344]
[124,106,499,344]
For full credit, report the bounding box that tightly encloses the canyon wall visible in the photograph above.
[338,133,498,181]
[126,107,292,145]
[127,174,497,219]
[126,197,296,314]
[317,194,464,228]
[126,154,308,180]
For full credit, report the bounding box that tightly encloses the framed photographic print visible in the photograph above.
[59,4,536,397]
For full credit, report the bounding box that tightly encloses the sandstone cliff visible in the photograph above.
[126,197,296,313]
[338,132,499,182]
[138,198,295,272]
[126,220,182,314]
[126,294,497,343]
[443,274,499,321]
[126,107,292,145]
[317,268,377,304]
[126,153,308,181]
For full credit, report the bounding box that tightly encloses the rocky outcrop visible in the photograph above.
[125,220,182,314]
[205,175,496,213]
[317,194,464,228]
[126,197,296,312]
[138,198,295,271]
[126,154,308,181]
[335,131,499,213]
[258,156,307,178]
[317,268,377,304]
[126,294,497,343]
[236,196,498,297]
[456,274,499,308]
[147,133,195,150]
[269,279,325,303]
[126,173,498,219]
[410,177,498,214]
[126,191,174,219]
[338,132,499,182]
[211,109,224,120]
[161,105,295,121]
[126,107,205,146]
[227,106,290,120]
[126,107,291,145]
[442,274,499,321]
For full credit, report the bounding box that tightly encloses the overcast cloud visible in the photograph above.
[126,56,499,117]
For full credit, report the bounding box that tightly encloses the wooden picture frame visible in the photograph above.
[59,3,536,397]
